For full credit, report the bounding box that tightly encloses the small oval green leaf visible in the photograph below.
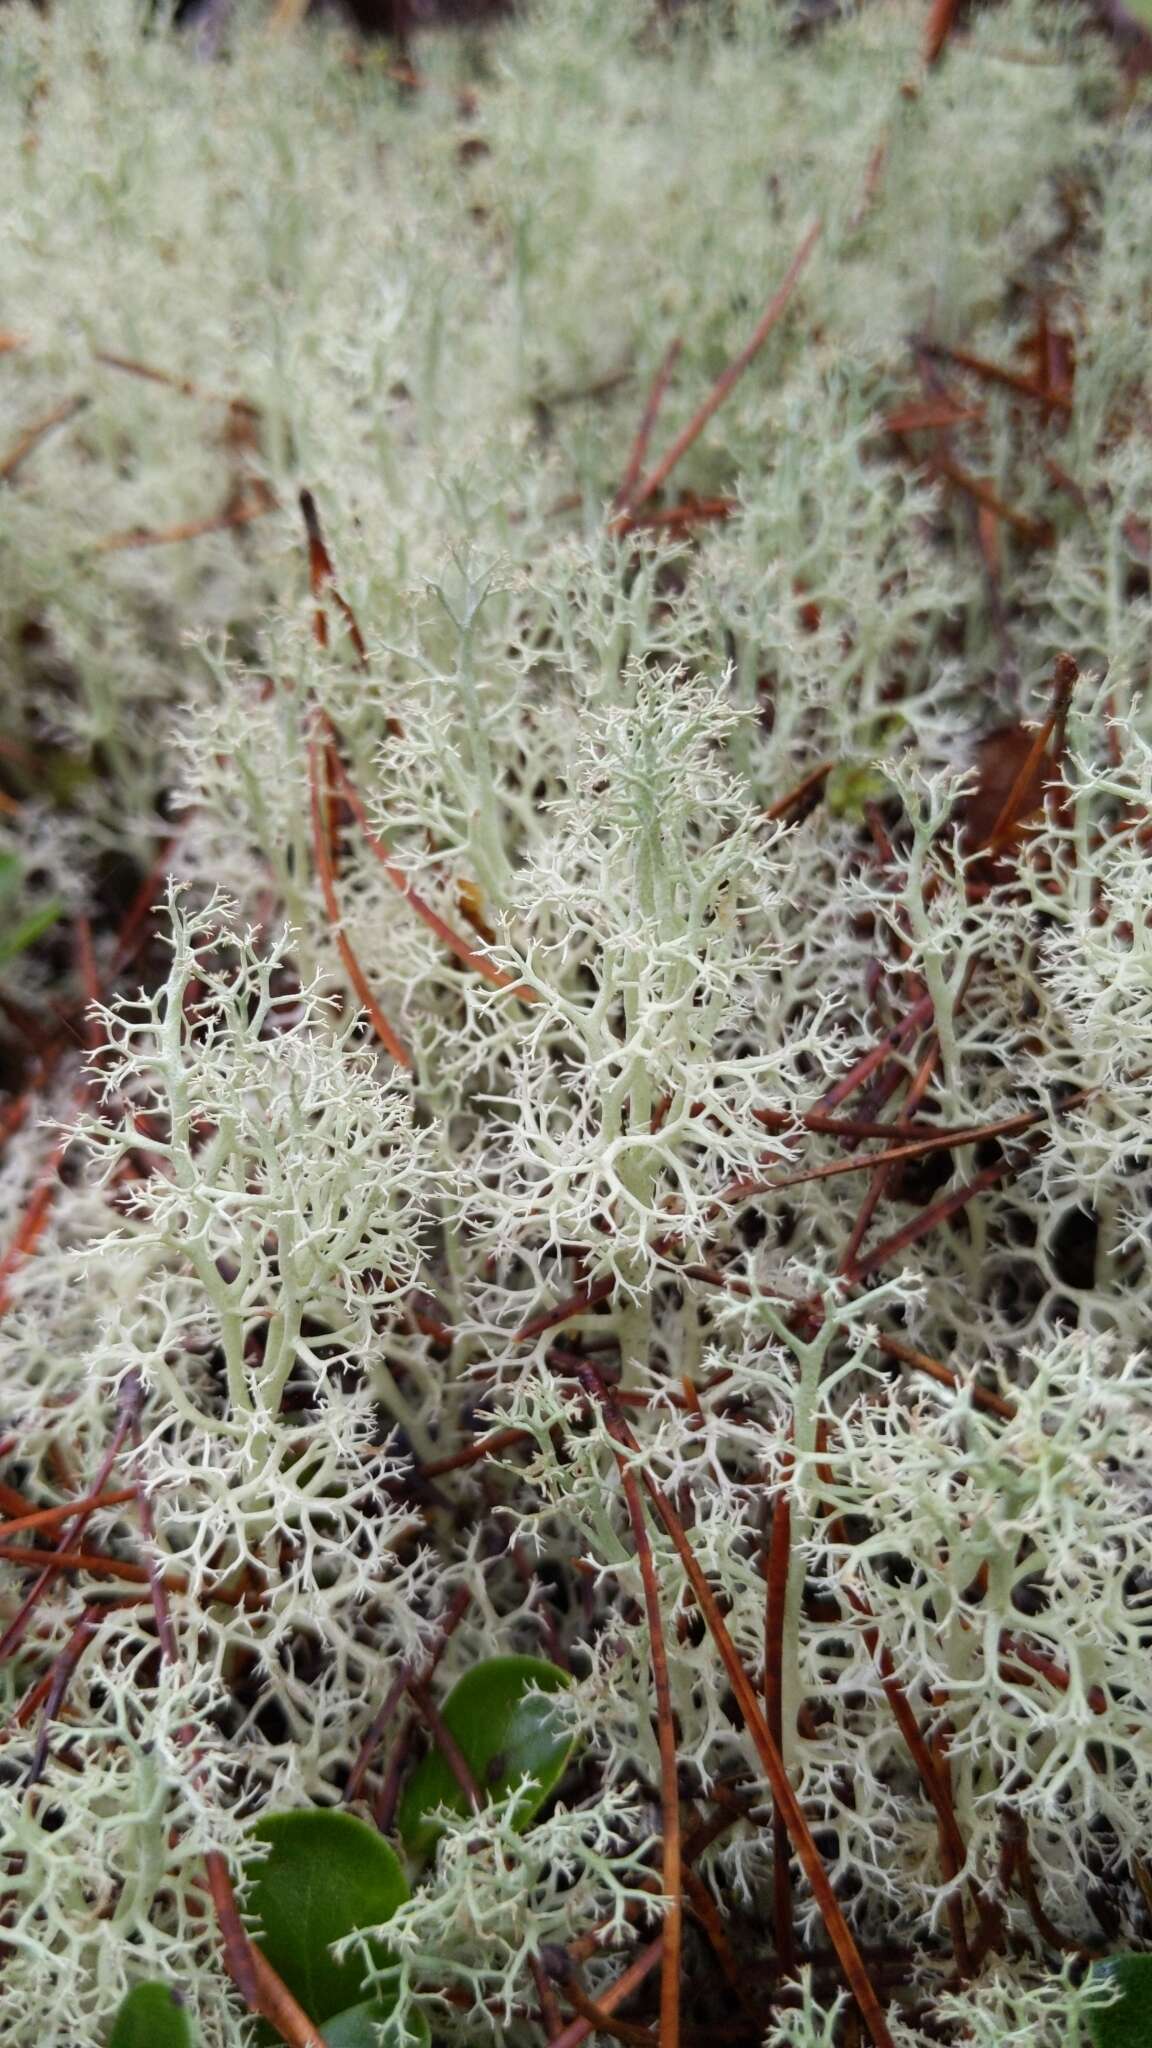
[1088,1955,1152,2048]
[397,1654,573,1856]
[322,2001,430,2048]
[108,1983,196,2048]
[242,1809,409,2028]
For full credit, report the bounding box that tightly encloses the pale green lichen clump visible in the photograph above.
[2,0,1152,2042]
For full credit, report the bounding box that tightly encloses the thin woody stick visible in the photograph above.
[91,484,275,553]
[307,731,414,1071]
[620,223,821,514]
[604,1420,683,2048]
[576,1372,895,2048]
[985,653,1078,851]
[0,1488,135,1540]
[614,337,682,509]
[0,394,89,485]
[545,1939,664,2048]
[328,749,539,1005]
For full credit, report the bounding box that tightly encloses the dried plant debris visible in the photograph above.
[3,2,1152,2044]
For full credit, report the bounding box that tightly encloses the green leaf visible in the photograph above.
[1088,1955,1152,2048]
[322,2001,430,2048]
[397,1654,574,1857]
[242,1809,409,2028]
[107,1983,197,2048]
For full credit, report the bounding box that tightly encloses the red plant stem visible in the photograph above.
[680,1867,752,2015]
[531,1955,567,2040]
[819,993,935,1113]
[407,1680,483,1808]
[91,486,276,553]
[0,1488,136,1539]
[606,1424,683,2048]
[327,748,539,1004]
[721,1113,1001,1208]
[346,1585,472,1807]
[307,733,413,1070]
[838,1041,939,1275]
[763,760,835,822]
[580,1378,894,2048]
[515,1274,615,1343]
[985,653,1078,851]
[615,337,683,509]
[0,393,89,484]
[0,1539,170,1585]
[843,1158,1010,1284]
[881,399,983,434]
[0,1400,135,1664]
[111,834,180,971]
[762,1481,796,1974]
[0,1136,68,1314]
[206,1851,274,2024]
[621,223,821,513]
[299,487,369,665]
[545,1938,664,2048]
[915,339,1072,414]
[876,1334,1015,1420]
[23,1606,100,1781]
[924,455,1051,544]
[614,497,734,535]
[420,1426,534,1477]
[557,1973,656,2047]
[924,0,963,65]
[94,348,238,406]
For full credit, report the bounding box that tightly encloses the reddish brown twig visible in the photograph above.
[843,1159,1011,1284]
[346,1584,472,1807]
[578,1377,894,2048]
[419,1426,535,1477]
[615,338,683,510]
[91,482,276,552]
[407,1678,483,1810]
[307,732,414,1070]
[924,456,1051,544]
[984,654,1077,851]
[619,223,821,515]
[838,1041,939,1274]
[23,1606,101,1783]
[881,398,983,435]
[556,1970,656,2047]
[763,760,835,823]
[0,1538,173,1585]
[0,394,89,485]
[327,749,539,1005]
[0,1488,135,1540]
[546,1938,664,2048]
[874,1334,1014,1420]
[0,1136,69,1314]
[515,1274,615,1343]
[299,487,369,665]
[0,1395,137,1664]
[924,0,963,66]
[207,1850,324,2044]
[613,496,734,535]
[762,1479,796,1974]
[93,349,246,410]
[914,339,1072,415]
[602,1411,683,2048]
[819,993,935,1113]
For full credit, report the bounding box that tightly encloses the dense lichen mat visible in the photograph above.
[3,1,1152,2043]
